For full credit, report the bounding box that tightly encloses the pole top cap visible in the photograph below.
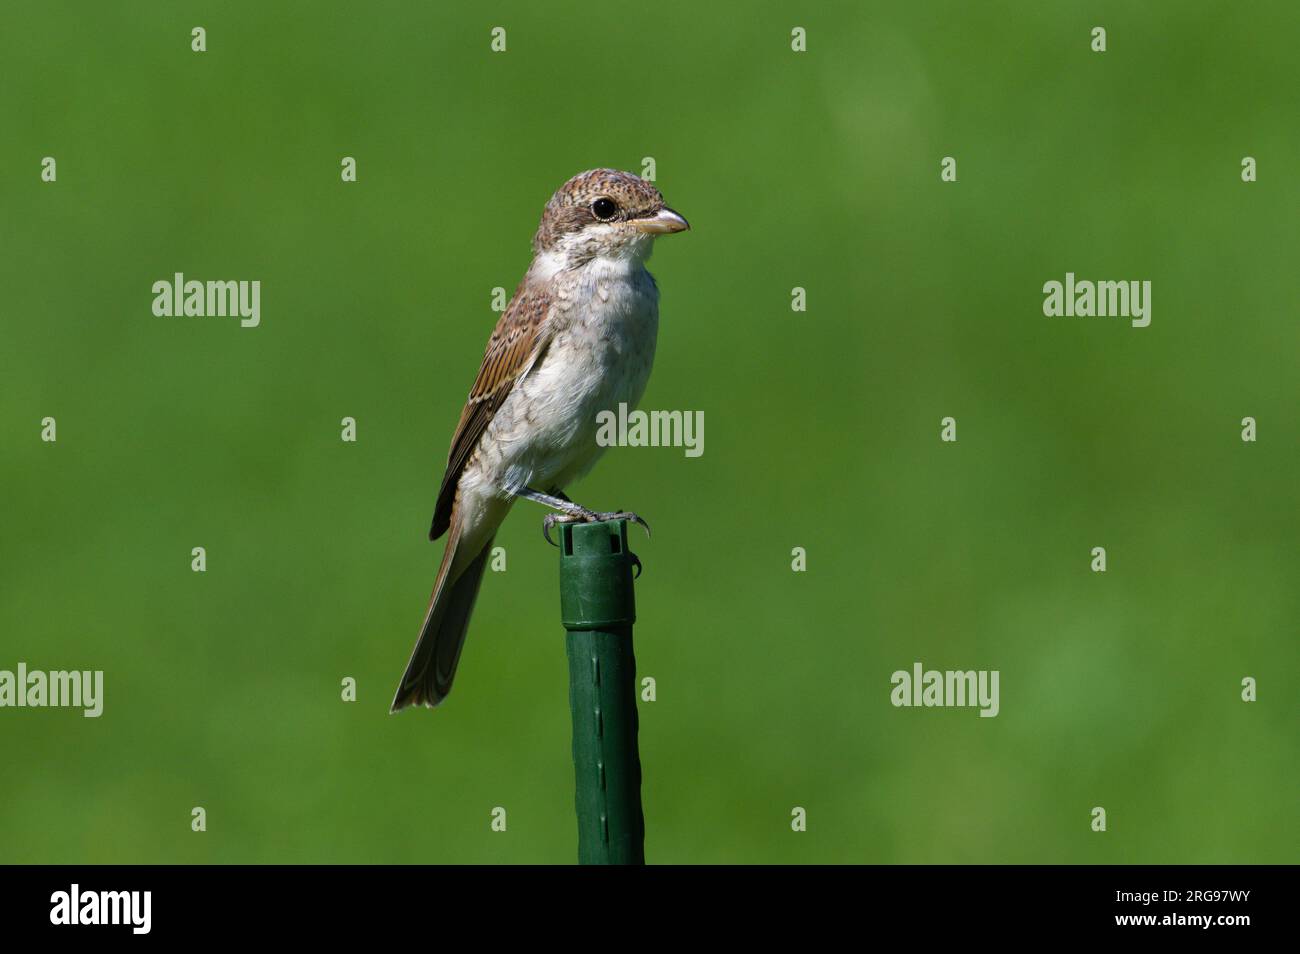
[558,520,638,629]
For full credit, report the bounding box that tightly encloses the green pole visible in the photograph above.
[558,519,645,865]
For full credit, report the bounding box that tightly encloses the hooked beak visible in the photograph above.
[633,207,690,235]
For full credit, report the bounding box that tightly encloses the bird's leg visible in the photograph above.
[515,488,591,517]
[515,487,651,545]
[514,488,595,545]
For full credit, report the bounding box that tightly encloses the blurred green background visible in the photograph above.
[1,0,1296,864]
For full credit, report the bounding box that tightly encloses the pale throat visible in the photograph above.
[530,228,654,283]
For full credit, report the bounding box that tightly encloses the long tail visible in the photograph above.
[390,525,496,712]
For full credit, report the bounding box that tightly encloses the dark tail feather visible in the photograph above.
[390,531,495,712]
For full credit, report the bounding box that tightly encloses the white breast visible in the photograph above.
[475,256,660,498]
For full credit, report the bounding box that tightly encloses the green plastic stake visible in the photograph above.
[558,519,645,865]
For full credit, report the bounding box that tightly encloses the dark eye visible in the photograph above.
[591,197,618,221]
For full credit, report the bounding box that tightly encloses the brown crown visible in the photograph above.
[533,169,665,252]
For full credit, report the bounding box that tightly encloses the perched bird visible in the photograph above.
[391,169,689,712]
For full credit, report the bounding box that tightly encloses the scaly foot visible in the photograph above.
[542,509,652,546]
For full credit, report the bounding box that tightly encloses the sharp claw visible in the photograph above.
[544,508,650,546]
[630,553,643,579]
[542,515,562,547]
[601,512,651,538]
[543,511,589,546]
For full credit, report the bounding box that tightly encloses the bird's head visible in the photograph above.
[532,168,689,269]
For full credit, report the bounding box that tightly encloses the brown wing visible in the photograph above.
[428,282,554,540]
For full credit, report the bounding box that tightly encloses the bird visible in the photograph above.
[390,169,690,712]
